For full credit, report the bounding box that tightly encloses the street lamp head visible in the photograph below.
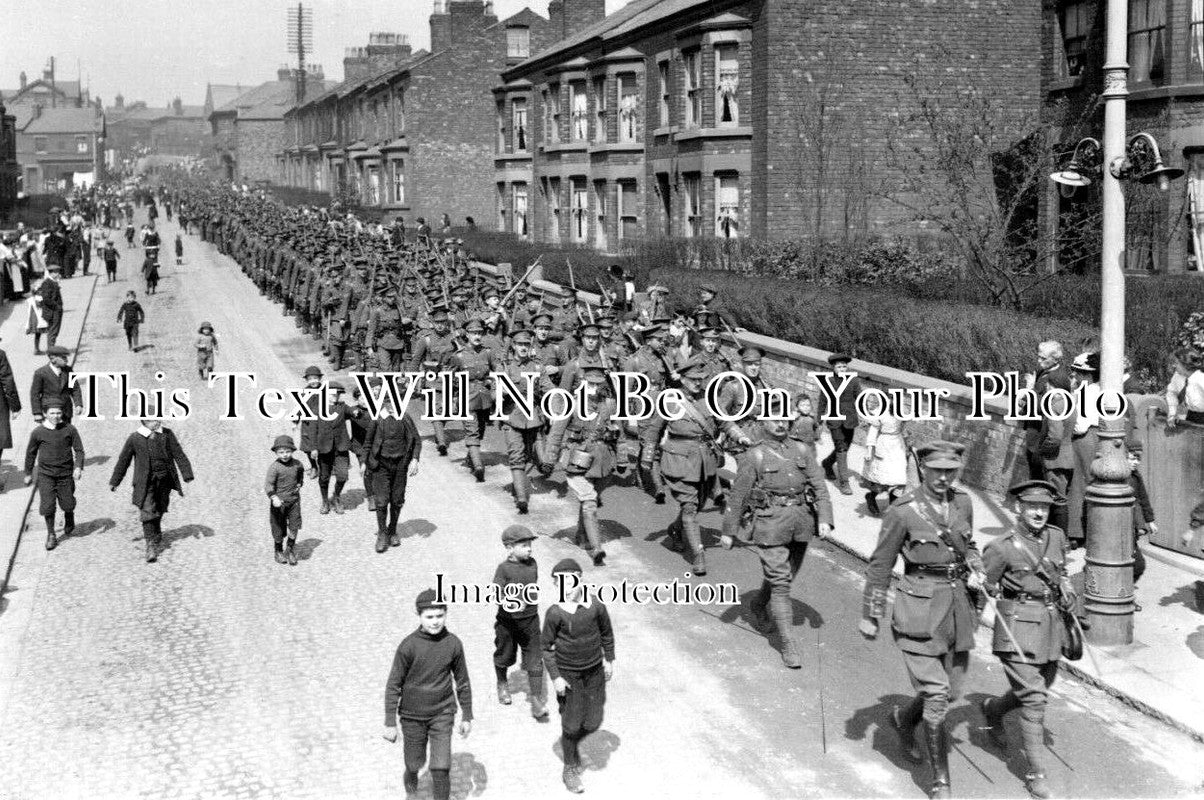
[1138,163,1184,192]
[1050,137,1101,195]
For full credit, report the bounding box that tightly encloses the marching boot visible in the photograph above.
[769,594,801,668]
[979,696,1009,750]
[651,462,666,503]
[892,697,924,762]
[433,421,448,456]
[574,506,586,548]
[62,512,75,540]
[512,469,530,514]
[581,501,605,566]
[497,678,512,705]
[681,508,706,575]
[748,583,772,633]
[388,505,402,547]
[922,721,952,799]
[319,486,331,514]
[44,514,57,551]
[1020,712,1052,799]
[822,451,836,481]
[666,513,684,552]
[332,482,346,515]
[468,446,485,482]
[366,493,377,512]
[142,521,158,562]
[286,539,298,566]
[274,541,287,564]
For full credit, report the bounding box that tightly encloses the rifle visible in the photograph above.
[596,277,615,306]
[497,256,543,309]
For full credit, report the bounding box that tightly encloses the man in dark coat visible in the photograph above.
[311,380,354,514]
[1023,341,1072,480]
[37,267,64,350]
[820,352,862,496]
[364,395,422,553]
[109,419,195,563]
[29,345,83,423]
[0,339,21,491]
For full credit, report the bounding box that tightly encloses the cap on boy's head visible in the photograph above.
[271,434,297,451]
[1007,479,1063,505]
[303,365,323,378]
[740,346,763,363]
[1127,438,1143,455]
[502,524,537,546]
[42,396,65,409]
[551,558,583,576]
[827,352,853,366]
[415,588,446,613]
[47,345,70,357]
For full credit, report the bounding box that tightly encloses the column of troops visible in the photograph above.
[162,182,1076,800]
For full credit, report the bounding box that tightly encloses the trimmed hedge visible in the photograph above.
[650,267,1102,389]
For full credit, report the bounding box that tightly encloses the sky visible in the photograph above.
[2,0,625,109]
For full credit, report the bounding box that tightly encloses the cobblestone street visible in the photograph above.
[0,214,1202,799]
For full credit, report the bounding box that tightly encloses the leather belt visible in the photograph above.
[905,563,968,579]
[1002,589,1054,604]
[766,493,805,507]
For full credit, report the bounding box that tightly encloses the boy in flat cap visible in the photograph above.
[293,365,325,479]
[117,291,145,351]
[23,398,84,551]
[979,479,1077,800]
[383,589,473,800]
[364,391,422,553]
[29,346,83,423]
[491,524,548,719]
[860,440,986,800]
[265,434,305,565]
[543,559,615,794]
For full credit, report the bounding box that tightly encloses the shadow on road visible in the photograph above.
[63,516,116,542]
[160,523,216,550]
[83,455,110,467]
[446,751,488,798]
[399,518,437,539]
[294,537,323,560]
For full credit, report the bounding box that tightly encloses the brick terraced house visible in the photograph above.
[497,0,1042,249]
[278,0,598,225]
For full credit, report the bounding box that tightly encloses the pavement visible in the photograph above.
[0,211,1201,799]
[0,268,98,595]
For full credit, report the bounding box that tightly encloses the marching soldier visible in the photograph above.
[558,323,611,392]
[449,319,502,482]
[641,355,751,576]
[545,366,620,566]
[499,330,554,514]
[409,309,460,456]
[979,480,1077,800]
[859,440,986,800]
[721,411,832,668]
[625,322,677,503]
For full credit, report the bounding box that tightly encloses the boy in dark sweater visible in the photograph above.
[492,524,548,719]
[265,434,305,565]
[543,558,615,794]
[23,398,84,551]
[116,291,145,351]
[383,588,473,800]
[1128,441,1154,604]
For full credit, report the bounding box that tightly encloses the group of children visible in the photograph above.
[383,525,615,798]
[115,289,217,379]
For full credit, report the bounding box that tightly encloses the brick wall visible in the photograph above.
[235,120,285,182]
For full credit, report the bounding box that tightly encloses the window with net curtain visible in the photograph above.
[513,184,528,237]
[571,81,588,141]
[513,98,528,151]
[1192,0,1204,78]
[1128,0,1166,83]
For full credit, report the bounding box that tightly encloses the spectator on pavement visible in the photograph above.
[0,338,21,492]
[1164,349,1204,427]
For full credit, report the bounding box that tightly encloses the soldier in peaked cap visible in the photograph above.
[721,399,832,668]
[498,329,556,514]
[642,355,753,576]
[978,480,1076,800]
[545,365,620,567]
[623,321,679,502]
[448,318,503,482]
[860,440,986,800]
[408,308,459,456]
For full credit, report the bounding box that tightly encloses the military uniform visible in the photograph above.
[861,441,984,800]
[980,480,1075,800]
[641,355,747,575]
[625,323,678,502]
[499,330,555,513]
[449,320,502,481]
[723,432,832,667]
[545,368,618,565]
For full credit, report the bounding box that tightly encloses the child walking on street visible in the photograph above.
[174,233,184,266]
[383,588,473,800]
[543,558,615,794]
[265,435,304,565]
[492,525,549,720]
[117,291,145,351]
[103,239,120,283]
[23,398,84,551]
[195,322,217,380]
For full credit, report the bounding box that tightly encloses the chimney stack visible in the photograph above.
[173,97,183,115]
[19,71,27,90]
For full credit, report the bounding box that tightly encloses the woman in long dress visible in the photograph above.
[861,411,910,515]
